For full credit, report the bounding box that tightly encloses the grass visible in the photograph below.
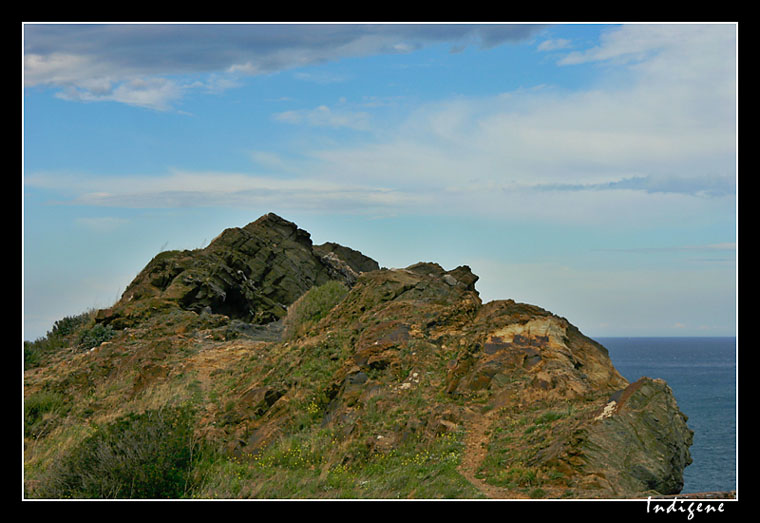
[283,281,348,340]
[190,426,480,499]
[474,402,589,495]
[24,391,70,439]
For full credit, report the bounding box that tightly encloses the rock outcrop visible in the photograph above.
[220,254,693,497]
[582,377,694,495]
[95,213,379,328]
[25,213,694,500]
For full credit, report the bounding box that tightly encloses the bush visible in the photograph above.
[24,391,69,439]
[36,405,200,499]
[77,323,114,350]
[283,281,348,340]
[24,311,93,369]
[51,313,90,338]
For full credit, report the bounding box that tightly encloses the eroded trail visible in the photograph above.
[457,408,529,500]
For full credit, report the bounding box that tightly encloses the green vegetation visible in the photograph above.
[24,390,70,439]
[78,323,114,350]
[35,405,201,499]
[24,311,93,369]
[283,281,348,340]
[474,403,589,496]
[24,310,118,370]
[191,427,481,499]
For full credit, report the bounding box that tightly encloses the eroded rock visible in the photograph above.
[97,213,379,329]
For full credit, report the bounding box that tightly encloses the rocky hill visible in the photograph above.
[95,213,379,328]
[23,213,693,499]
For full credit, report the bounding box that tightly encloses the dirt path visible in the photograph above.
[187,340,265,385]
[457,408,530,500]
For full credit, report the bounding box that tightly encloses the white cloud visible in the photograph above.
[556,23,735,70]
[294,24,736,208]
[249,151,288,170]
[24,24,736,226]
[392,42,415,53]
[273,104,372,130]
[25,170,425,214]
[293,71,348,84]
[75,216,129,232]
[56,77,183,111]
[537,38,571,51]
[24,52,105,86]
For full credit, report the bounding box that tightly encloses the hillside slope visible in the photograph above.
[23,214,693,499]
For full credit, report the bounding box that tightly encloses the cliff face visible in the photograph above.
[24,214,693,499]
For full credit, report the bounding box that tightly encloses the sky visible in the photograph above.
[22,22,738,341]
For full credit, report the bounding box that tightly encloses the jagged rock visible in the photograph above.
[581,377,694,495]
[314,242,380,279]
[445,300,628,399]
[96,213,379,329]
[527,376,694,497]
[303,261,691,497]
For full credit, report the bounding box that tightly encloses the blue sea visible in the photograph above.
[597,337,737,494]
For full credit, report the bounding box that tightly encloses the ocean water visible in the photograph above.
[597,337,737,494]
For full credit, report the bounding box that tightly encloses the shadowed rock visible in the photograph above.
[95,213,379,329]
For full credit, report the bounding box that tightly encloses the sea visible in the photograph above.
[597,337,737,494]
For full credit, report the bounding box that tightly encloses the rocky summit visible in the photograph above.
[95,213,379,328]
[24,213,693,499]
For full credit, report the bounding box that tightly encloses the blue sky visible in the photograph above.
[23,22,737,340]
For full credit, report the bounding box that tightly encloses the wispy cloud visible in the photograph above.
[293,71,349,84]
[594,242,736,254]
[533,174,736,198]
[24,24,736,226]
[25,170,427,214]
[554,24,736,95]
[537,38,572,52]
[55,77,183,111]
[273,104,372,130]
[74,216,129,232]
[297,24,736,204]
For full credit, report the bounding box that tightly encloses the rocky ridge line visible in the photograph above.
[25,213,696,499]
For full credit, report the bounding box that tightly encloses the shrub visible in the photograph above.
[24,311,94,369]
[23,343,42,369]
[24,391,69,439]
[51,313,90,338]
[283,281,348,340]
[36,405,200,499]
[77,323,114,350]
